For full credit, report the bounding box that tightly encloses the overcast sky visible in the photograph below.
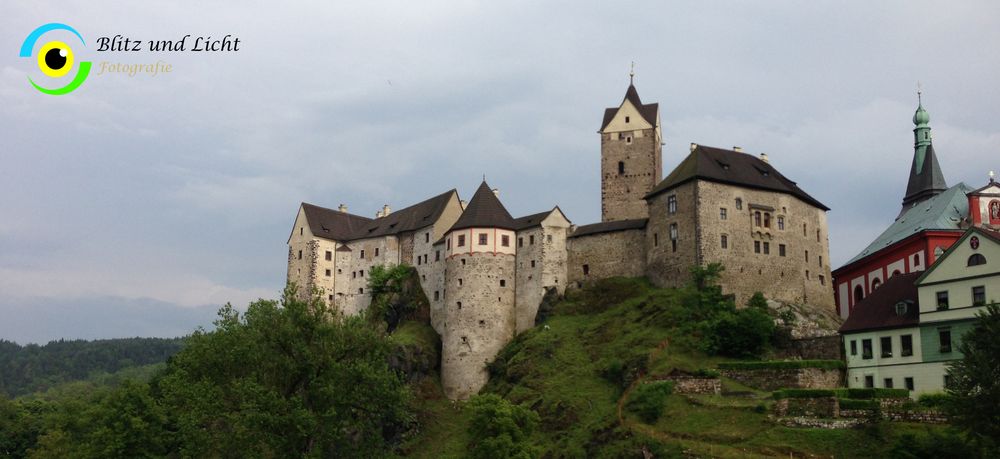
[2,1,998,344]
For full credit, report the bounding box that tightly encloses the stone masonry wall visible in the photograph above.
[514,219,570,334]
[441,252,516,400]
[696,180,834,310]
[601,126,661,222]
[645,181,698,289]
[566,229,646,286]
[774,397,839,418]
[720,367,843,391]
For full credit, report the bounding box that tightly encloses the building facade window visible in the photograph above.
[669,223,678,252]
[425,232,430,243]
[763,242,770,255]
[779,244,786,257]
[501,235,510,247]
[518,237,523,247]
[764,213,771,228]
[479,234,488,245]
[854,285,864,303]
[803,223,807,236]
[325,269,331,277]
[735,198,742,210]
[754,240,761,253]
[972,286,986,306]
[436,250,441,261]
[325,251,332,261]
[754,211,762,226]
[819,255,823,267]
[884,378,894,389]
[939,329,952,353]
[936,291,949,310]
[880,336,893,357]
[721,234,728,249]
[968,254,987,266]
[905,377,915,391]
[530,260,536,268]
[720,207,727,220]
[360,250,365,259]
[457,235,465,247]
[653,233,659,247]
[618,161,625,174]
[865,375,874,388]
[667,195,677,214]
[871,278,881,291]
[358,288,364,294]
[862,339,873,359]
[850,340,857,356]
[901,335,913,357]
[816,229,821,242]
[777,216,784,230]
[298,250,302,260]
[530,235,535,245]
[375,248,380,257]
[583,264,590,275]
[500,279,506,287]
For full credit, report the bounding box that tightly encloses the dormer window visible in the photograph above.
[894,301,908,316]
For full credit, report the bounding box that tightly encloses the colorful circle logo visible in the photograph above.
[19,23,92,95]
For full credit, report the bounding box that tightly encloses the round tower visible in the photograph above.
[441,181,517,400]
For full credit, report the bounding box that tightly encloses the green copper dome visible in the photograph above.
[913,103,929,126]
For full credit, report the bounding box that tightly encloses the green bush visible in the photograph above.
[746,292,769,310]
[888,431,977,459]
[467,394,540,459]
[625,381,674,423]
[703,307,775,358]
[718,360,845,370]
[840,388,910,399]
[917,392,952,409]
[692,368,720,379]
[839,398,878,410]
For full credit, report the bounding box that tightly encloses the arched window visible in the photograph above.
[891,270,902,277]
[618,161,625,174]
[854,285,864,303]
[914,253,921,265]
[968,253,987,266]
[871,278,882,291]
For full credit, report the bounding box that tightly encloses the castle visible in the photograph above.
[287,78,834,400]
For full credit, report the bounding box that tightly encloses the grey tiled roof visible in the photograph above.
[448,181,516,231]
[569,218,648,238]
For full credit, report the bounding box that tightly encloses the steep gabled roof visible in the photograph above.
[301,203,373,241]
[353,189,458,239]
[839,272,922,334]
[600,83,659,131]
[512,206,570,231]
[448,181,516,232]
[841,183,971,267]
[569,218,648,238]
[645,145,829,210]
[901,143,948,214]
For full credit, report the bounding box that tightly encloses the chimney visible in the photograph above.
[759,153,769,164]
[338,204,348,213]
[376,210,383,218]
[690,142,698,152]
[460,200,468,210]
[382,204,391,216]
[733,146,743,153]
[492,188,500,198]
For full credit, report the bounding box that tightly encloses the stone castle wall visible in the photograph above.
[442,252,516,400]
[601,126,661,222]
[514,220,570,334]
[567,228,646,286]
[720,367,843,391]
[645,181,699,288]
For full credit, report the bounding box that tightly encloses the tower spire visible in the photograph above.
[900,88,948,215]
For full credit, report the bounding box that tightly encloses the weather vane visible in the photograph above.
[629,61,635,84]
[917,81,923,105]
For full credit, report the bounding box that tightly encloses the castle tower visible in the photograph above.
[441,181,517,400]
[599,72,662,222]
[900,93,948,215]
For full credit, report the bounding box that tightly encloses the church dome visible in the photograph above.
[913,104,929,125]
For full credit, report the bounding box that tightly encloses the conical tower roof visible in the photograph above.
[900,99,948,214]
[449,181,516,232]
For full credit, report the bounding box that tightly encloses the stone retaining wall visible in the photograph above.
[721,367,842,391]
[774,397,839,418]
[664,377,721,395]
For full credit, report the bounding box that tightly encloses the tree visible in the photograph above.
[945,303,1000,454]
[467,394,540,459]
[156,286,412,457]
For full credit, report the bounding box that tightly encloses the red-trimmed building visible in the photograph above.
[833,100,1000,318]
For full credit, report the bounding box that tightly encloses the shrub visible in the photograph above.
[692,368,720,379]
[917,392,952,409]
[772,389,836,400]
[746,292,768,310]
[888,431,977,459]
[840,388,910,400]
[625,381,674,424]
[467,394,540,459]
[703,307,775,358]
[718,360,845,370]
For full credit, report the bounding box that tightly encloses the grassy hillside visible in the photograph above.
[402,277,947,458]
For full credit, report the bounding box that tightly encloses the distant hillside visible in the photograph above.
[401,277,948,458]
[0,337,185,398]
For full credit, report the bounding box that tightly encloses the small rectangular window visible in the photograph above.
[819,255,823,267]
[939,329,952,353]
[359,270,364,277]
[436,250,441,261]
[458,235,466,247]
[425,232,430,243]
[325,251,332,261]
[434,291,439,301]
[720,207,727,220]
[779,244,786,257]
[667,195,677,214]
[479,233,488,245]
[754,241,761,254]
[805,250,809,262]
[972,286,986,306]
[735,198,742,210]
[936,291,949,310]
[500,279,506,287]
[777,216,784,230]
[360,249,365,259]
[864,375,874,388]
[458,278,463,286]
[530,235,535,245]
[904,377,914,391]
[862,339,873,359]
[654,233,659,247]
[850,340,857,356]
[583,264,590,275]
[884,378,894,389]
[325,269,331,277]
[880,336,893,358]
[763,242,770,255]
[546,234,552,242]
[352,271,357,279]
[518,237,524,247]
[358,287,364,294]
[901,335,913,357]
[531,260,536,268]
[417,256,421,266]
[721,235,728,249]
[298,250,302,260]
[501,235,510,247]
[375,248,380,257]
